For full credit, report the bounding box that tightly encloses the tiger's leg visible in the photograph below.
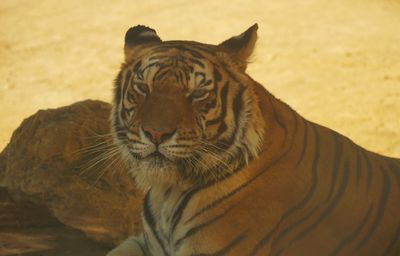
[106,234,147,256]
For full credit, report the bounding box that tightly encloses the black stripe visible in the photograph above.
[210,87,248,152]
[211,86,245,150]
[199,68,220,113]
[135,238,147,256]
[280,110,299,157]
[326,131,344,202]
[213,67,222,84]
[169,188,202,236]
[174,72,181,85]
[249,219,282,256]
[189,58,205,68]
[330,204,373,256]
[113,101,129,142]
[185,69,192,84]
[179,70,187,88]
[143,192,169,256]
[114,123,127,142]
[206,82,229,126]
[122,70,132,103]
[292,161,350,245]
[271,205,319,255]
[277,159,351,256]
[177,71,183,84]
[383,225,400,256]
[188,48,205,59]
[202,99,217,114]
[295,119,309,167]
[154,66,171,81]
[202,79,212,87]
[359,149,373,193]
[355,148,362,189]
[175,54,190,67]
[211,122,227,141]
[190,230,247,256]
[232,86,244,118]
[354,167,391,251]
[174,205,235,250]
[269,97,287,144]
[265,124,320,253]
[180,45,205,58]
[133,60,142,72]
[189,44,217,55]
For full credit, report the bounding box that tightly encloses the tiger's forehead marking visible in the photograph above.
[132,48,214,92]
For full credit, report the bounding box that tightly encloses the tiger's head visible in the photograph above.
[111,24,265,189]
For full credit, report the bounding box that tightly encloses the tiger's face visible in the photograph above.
[111,25,265,188]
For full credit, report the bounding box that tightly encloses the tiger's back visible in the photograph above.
[107,24,400,256]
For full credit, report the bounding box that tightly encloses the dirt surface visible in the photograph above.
[0,0,399,255]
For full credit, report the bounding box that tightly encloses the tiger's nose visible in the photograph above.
[142,126,176,145]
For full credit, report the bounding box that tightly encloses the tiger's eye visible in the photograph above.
[190,90,210,102]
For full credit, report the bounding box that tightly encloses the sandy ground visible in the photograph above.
[0,0,399,254]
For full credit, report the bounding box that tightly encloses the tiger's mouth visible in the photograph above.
[146,151,170,163]
[140,150,177,169]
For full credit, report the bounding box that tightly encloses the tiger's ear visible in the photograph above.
[124,25,162,59]
[218,24,258,71]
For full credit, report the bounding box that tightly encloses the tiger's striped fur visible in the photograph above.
[107,24,400,256]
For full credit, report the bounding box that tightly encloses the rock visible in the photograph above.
[0,100,143,246]
[0,225,109,256]
[0,186,110,255]
[0,187,59,229]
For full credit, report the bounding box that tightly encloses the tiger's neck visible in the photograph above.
[251,81,299,168]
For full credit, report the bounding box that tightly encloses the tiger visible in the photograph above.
[107,24,400,256]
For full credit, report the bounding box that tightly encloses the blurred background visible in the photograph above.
[1,0,399,156]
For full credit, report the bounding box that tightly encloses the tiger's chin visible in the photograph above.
[127,152,191,190]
